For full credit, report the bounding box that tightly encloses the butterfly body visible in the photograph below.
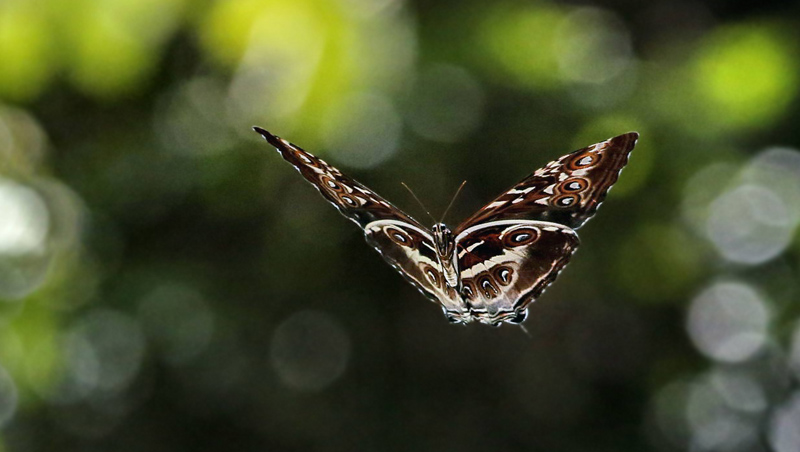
[431,223,459,288]
[254,126,637,326]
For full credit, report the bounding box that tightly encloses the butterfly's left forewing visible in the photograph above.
[365,220,465,317]
[255,127,467,318]
[254,127,420,228]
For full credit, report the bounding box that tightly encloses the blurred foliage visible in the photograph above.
[1,0,800,451]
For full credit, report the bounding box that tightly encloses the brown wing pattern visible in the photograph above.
[254,127,422,229]
[455,220,580,325]
[455,132,638,233]
[258,126,636,326]
[364,220,466,319]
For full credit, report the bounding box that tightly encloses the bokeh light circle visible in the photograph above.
[555,7,633,85]
[405,64,484,143]
[62,309,146,397]
[706,184,793,264]
[742,147,800,225]
[687,282,769,363]
[0,178,49,256]
[769,392,800,452]
[650,379,693,449]
[322,91,402,169]
[709,369,766,414]
[138,283,215,366]
[685,372,760,451]
[692,24,799,130]
[270,310,350,392]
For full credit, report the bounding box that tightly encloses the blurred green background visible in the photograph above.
[1,0,800,451]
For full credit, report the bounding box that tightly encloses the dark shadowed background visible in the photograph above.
[1,0,800,451]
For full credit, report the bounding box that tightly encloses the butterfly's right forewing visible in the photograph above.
[456,132,638,232]
[455,220,579,324]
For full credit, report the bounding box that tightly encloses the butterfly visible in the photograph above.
[254,126,637,326]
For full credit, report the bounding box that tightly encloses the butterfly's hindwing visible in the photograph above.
[455,132,638,232]
[364,220,465,317]
[254,127,421,228]
[455,220,579,324]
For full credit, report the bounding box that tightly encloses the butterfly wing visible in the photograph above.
[255,127,466,318]
[254,127,421,228]
[455,132,638,233]
[257,127,635,326]
[455,220,579,325]
[364,220,466,320]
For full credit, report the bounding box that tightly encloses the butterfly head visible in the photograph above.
[431,223,454,258]
[432,222,461,289]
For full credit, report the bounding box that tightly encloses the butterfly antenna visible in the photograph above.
[401,182,436,224]
[440,180,467,223]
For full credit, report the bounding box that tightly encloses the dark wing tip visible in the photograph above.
[611,131,639,152]
[252,126,284,148]
[624,131,639,142]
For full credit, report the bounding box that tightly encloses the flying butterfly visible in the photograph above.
[254,127,637,326]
